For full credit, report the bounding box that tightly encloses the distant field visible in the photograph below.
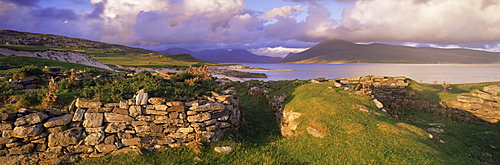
[1,44,216,68]
[0,56,102,71]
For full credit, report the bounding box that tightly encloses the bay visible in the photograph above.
[235,63,500,84]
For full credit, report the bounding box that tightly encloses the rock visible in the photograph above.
[222,89,237,95]
[76,98,102,108]
[131,121,148,127]
[214,146,233,153]
[104,134,117,144]
[84,132,104,145]
[167,101,183,106]
[47,126,66,133]
[148,97,165,105]
[143,110,168,115]
[167,105,185,112]
[135,89,149,105]
[48,128,83,147]
[149,124,163,133]
[428,123,446,127]
[14,112,49,126]
[219,122,230,128]
[8,143,34,155]
[129,105,142,117]
[155,104,168,111]
[177,127,194,134]
[306,126,325,138]
[105,122,127,133]
[121,137,141,146]
[11,124,44,138]
[104,113,134,122]
[0,123,13,131]
[187,112,211,122]
[484,85,500,95]
[427,127,444,133]
[189,103,225,112]
[119,100,130,109]
[43,114,73,128]
[372,99,384,109]
[457,95,484,104]
[0,137,14,145]
[136,115,154,121]
[83,113,103,128]
[72,108,86,121]
[85,126,104,133]
[156,137,176,145]
[67,145,94,154]
[112,107,129,115]
[45,108,63,116]
[0,113,16,121]
[95,144,118,153]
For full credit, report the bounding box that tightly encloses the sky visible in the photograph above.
[1,0,500,57]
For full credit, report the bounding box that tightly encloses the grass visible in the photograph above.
[73,80,500,164]
[1,44,216,68]
[0,56,103,72]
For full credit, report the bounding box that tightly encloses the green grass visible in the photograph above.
[0,56,102,71]
[0,44,49,51]
[74,80,500,164]
[1,44,216,68]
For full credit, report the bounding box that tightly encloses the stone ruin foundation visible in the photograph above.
[0,87,242,164]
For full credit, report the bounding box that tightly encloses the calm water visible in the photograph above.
[235,63,500,84]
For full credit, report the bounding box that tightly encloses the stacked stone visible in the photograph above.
[450,85,500,123]
[334,76,409,87]
[0,88,241,165]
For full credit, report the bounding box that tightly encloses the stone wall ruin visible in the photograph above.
[0,87,241,164]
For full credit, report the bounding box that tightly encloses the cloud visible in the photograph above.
[2,0,39,7]
[338,0,500,44]
[264,5,303,19]
[1,0,499,56]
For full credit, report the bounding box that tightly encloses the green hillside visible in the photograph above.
[0,30,215,67]
[281,40,500,64]
[74,81,500,164]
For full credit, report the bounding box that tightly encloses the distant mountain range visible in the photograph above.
[281,40,500,64]
[162,48,283,63]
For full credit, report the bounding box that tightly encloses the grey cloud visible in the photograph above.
[2,0,40,7]
[31,7,78,21]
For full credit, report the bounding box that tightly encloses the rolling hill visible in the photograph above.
[162,48,283,63]
[0,30,212,67]
[281,40,500,64]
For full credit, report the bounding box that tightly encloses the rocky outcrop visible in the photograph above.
[0,47,113,70]
[450,85,500,123]
[0,88,241,164]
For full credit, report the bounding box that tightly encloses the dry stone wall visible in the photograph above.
[0,88,241,164]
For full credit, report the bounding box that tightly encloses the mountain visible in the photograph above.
[280,40,500,64]
[284,52,297,59]
[0,30,168,55]
[162,47,194,55]
[162,48,282,63]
